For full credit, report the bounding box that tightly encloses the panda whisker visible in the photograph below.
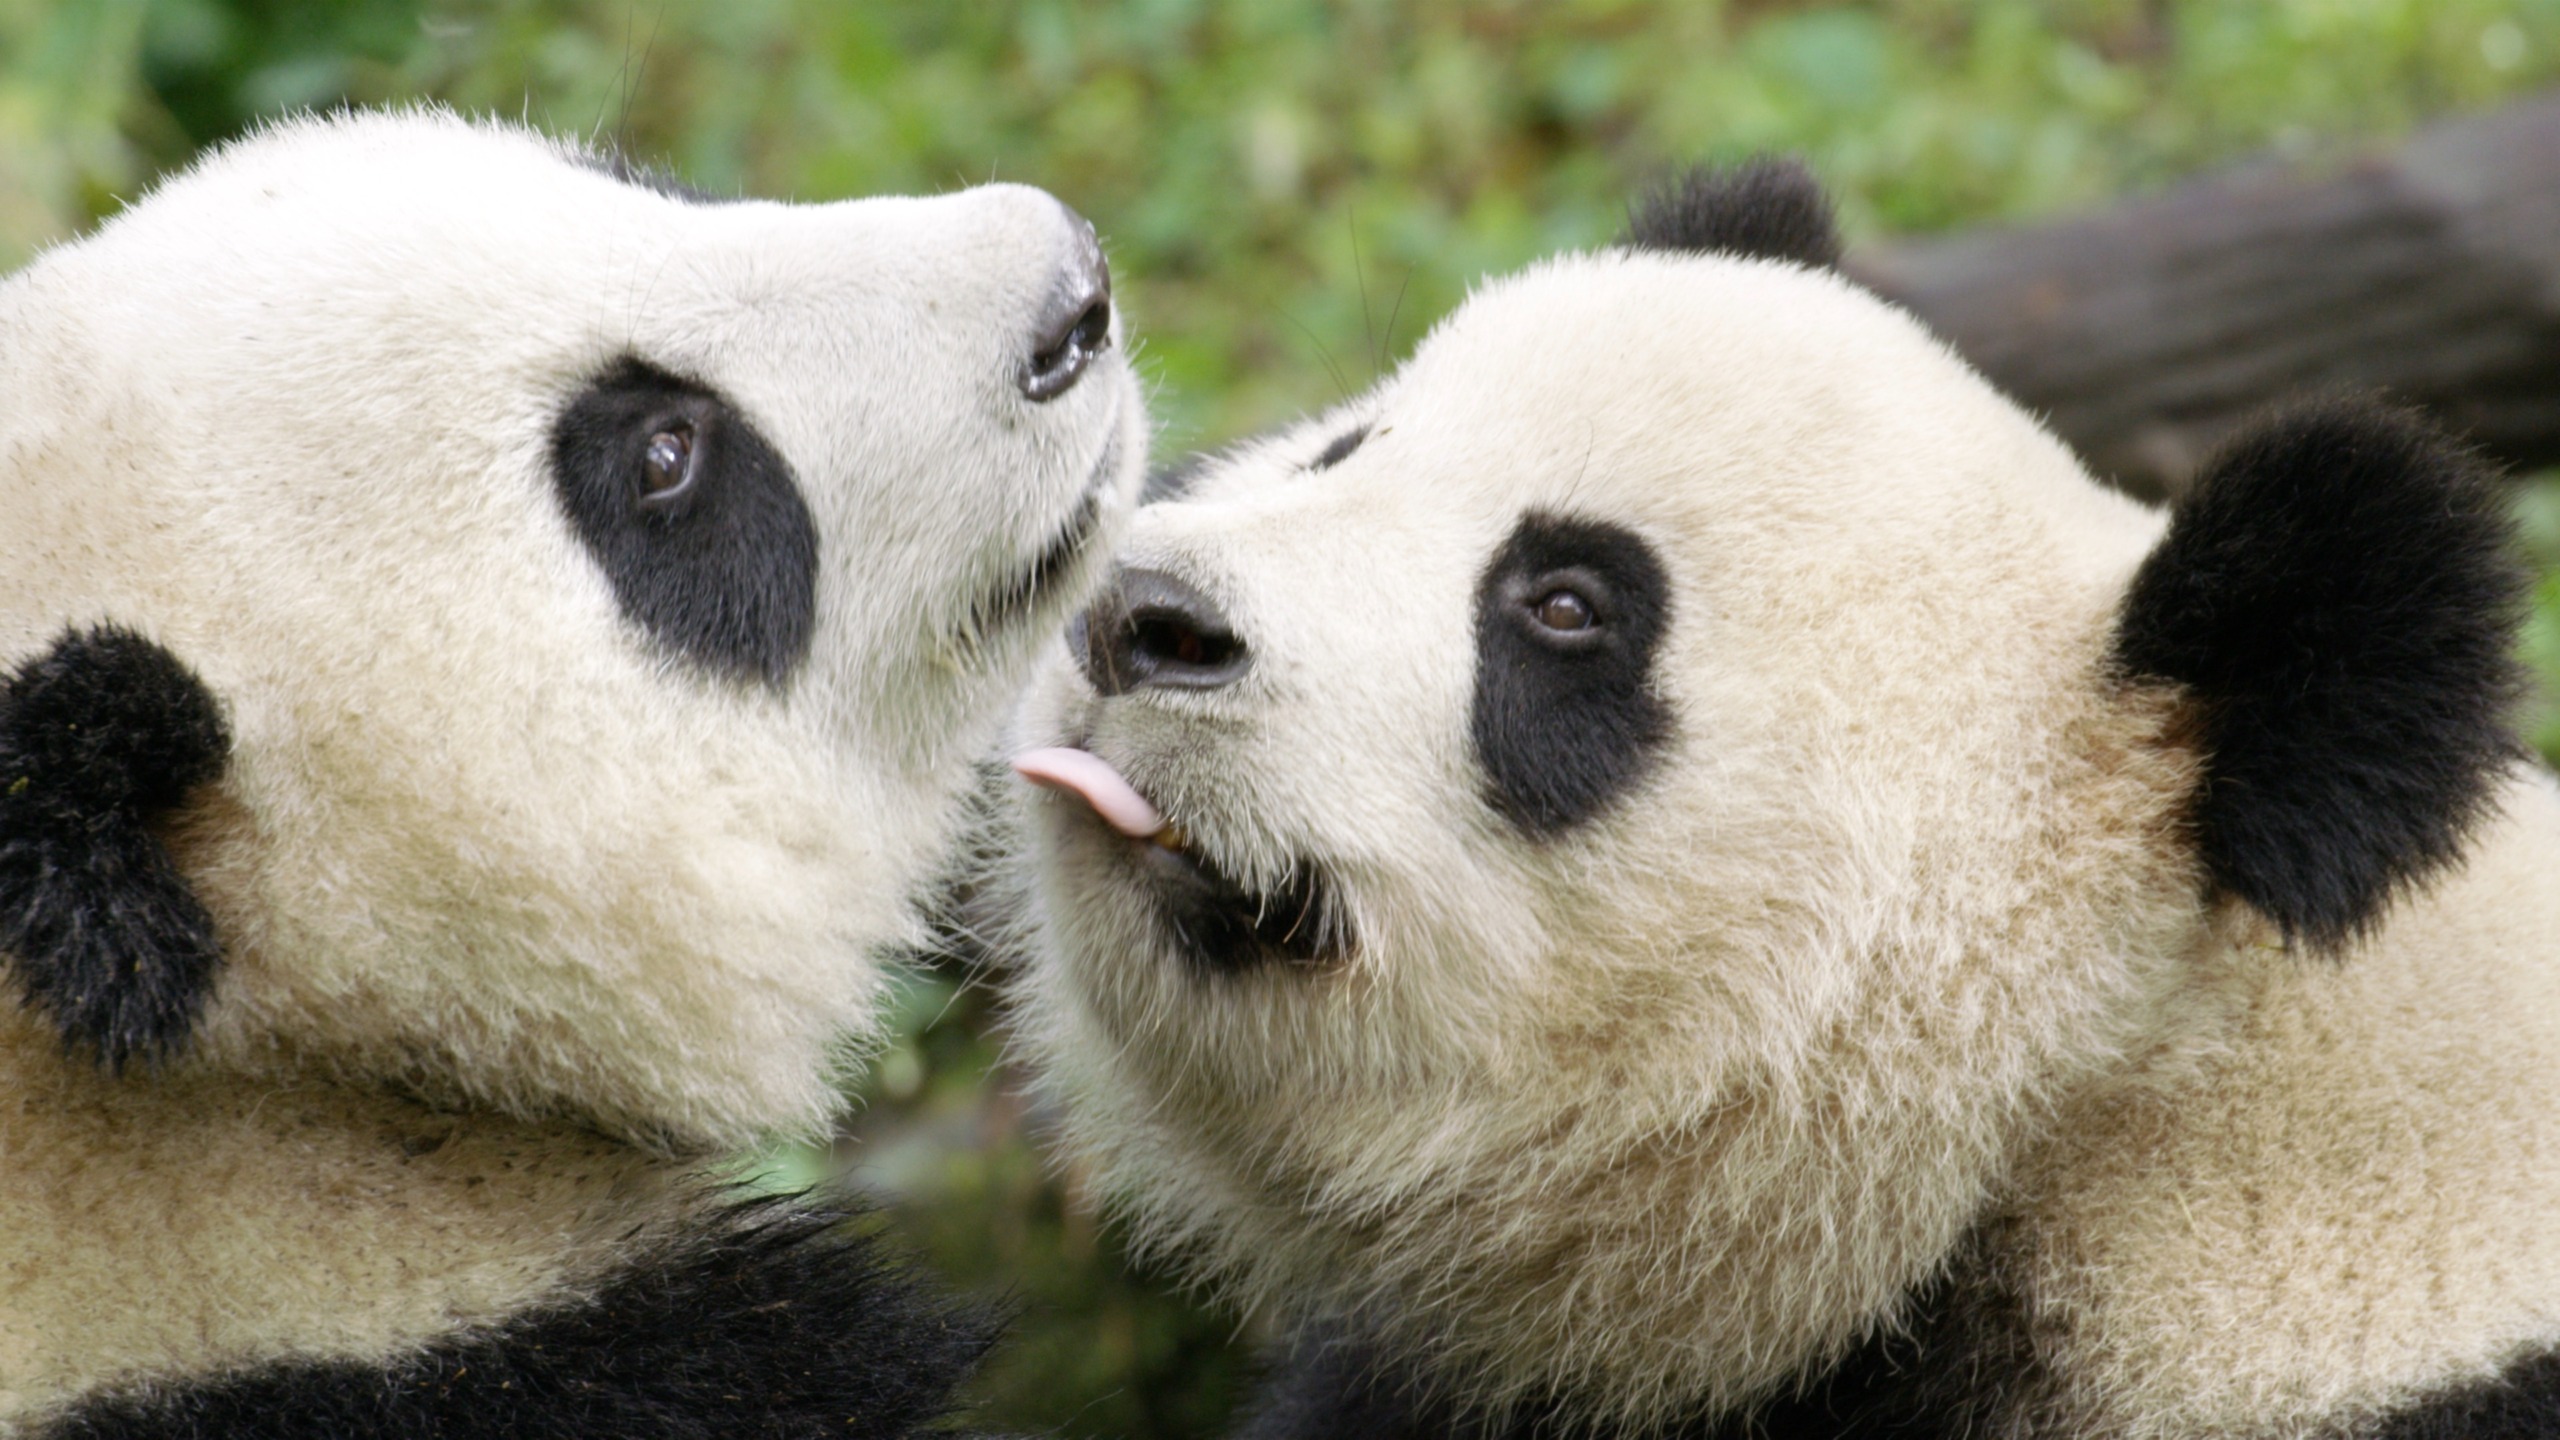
[1379,262,1416,377]
[1349,206,1376,380]
[1269,303,1352,405]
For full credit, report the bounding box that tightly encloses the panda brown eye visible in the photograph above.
[639,425,695,509]
[1533,589,1595,632]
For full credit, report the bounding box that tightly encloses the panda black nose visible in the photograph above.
[1021,208,1113,402]
[1073,568,1249,697]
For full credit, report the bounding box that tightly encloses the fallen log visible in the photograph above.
[1852,92,2560,499]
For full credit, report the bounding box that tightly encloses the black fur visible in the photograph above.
[41,1196,1001,1440]
[1618,158,1841,269]
[1471,513,1674,836]
[580,147,723,204]
[551,356,820,686]
[1236,1236,2047,1440]
[1311,424,1371,472]
[1144,451,1215,504]
[1075,567,1251,698]
[2112,398,2526,950]
[1240,1275,2560,1440]
[1234,1330,1441,1440]
[1142,426,1364,505]
[0,626,229,1070]
[1144,840,1352,975]
[2374,1345,2560,1440]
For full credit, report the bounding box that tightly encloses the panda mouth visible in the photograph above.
[1015,746,1352,974]
[965,433,1119,643]
[1137,837,1351,975]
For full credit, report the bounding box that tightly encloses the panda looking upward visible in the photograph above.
[1007,161,2560,1439]
[0,111,1142,1434]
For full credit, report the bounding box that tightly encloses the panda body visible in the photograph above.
[0,110,1143,1434]
[1003,165,2557,1438]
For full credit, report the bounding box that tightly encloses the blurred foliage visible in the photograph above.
[745,972,1252,1437]
[13,0,2560,445]
[9,1,2560,1433]
[2519,479,2560,761]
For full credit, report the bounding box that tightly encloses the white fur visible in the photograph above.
[0,109,1141,1421]
[1005,249,2560,1432]
[2011,772,2560,1437]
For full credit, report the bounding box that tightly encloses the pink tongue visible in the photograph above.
[1012,747,1167,839]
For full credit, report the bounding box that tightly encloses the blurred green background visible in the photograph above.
[8,2,2560,1433]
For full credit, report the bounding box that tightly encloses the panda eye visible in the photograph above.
[1502,568,1614,650]
[1532,589,1595,633]
[638,424,697,511]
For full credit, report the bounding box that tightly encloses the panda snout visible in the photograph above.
[1020,205,1114,402]
[1072,567,1249,697]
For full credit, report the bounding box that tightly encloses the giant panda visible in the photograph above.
[0,109,1143,1436]
[1001,160,2560,1439]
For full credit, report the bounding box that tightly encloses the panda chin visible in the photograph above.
[1132,832,1351,975]
[964,431,1121,646]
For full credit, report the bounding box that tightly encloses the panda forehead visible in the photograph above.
[133,115,931,303]
[1166,253,1921,505]
[1160,248,2054,578]
[1372,255,2077,527]
[72,124,681,339]
[175,112,636,218]
[1401,252,1925,422]
[81,126,930,411]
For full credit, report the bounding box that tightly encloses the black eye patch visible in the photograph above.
[1310,424,1370,472]
[550,357,819,686]
[1143,452,1214,505]
[578,148,725,204]
[1471,512,1674,835]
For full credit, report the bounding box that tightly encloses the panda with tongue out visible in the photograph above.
[1014,740,1347,968]
[1004,160,2560,1440]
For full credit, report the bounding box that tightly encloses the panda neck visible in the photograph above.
[0,1006,681,1422]
[1741,774,2560,1440]
[1987,767,2560,1439]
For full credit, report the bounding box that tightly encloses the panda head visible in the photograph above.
[0,109,1144,1152]
[1007,162,2523,1422]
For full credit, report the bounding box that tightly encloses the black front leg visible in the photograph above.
[39,1197,1000,1440]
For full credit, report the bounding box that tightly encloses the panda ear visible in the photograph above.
[1618,157,1842,269]
[0,625,231,1069]
[2112,398,2528,952]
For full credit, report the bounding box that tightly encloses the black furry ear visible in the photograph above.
[1619,157,1842,268]
[2112,399,2527,952]
[0,626,231,1069]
